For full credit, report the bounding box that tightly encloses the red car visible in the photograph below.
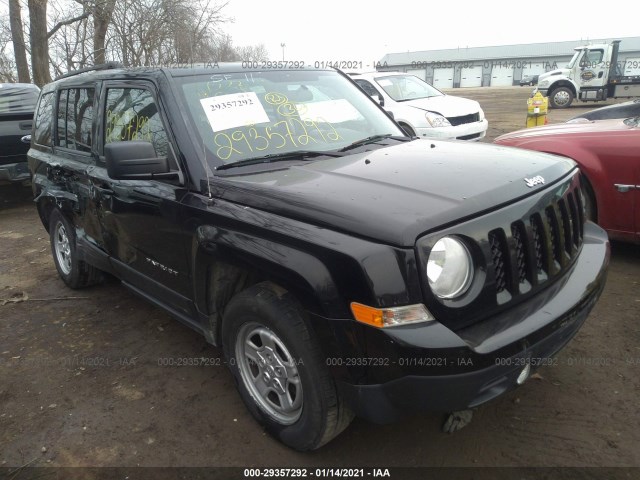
[494,117,640,243]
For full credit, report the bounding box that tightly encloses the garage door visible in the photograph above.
[490,65,514,86]
[433,68,454,88]
[406,68,426,81]
[460,66,483,87]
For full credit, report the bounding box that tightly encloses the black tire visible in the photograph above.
[399,123,416,137]
[222,282,353,450]
[549,87,574,109]
[49,209,103,289]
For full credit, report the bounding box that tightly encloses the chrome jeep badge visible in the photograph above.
[524,175,545,188]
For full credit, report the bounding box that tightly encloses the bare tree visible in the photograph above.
[108,0,231,66]
[92,0,117,64]
[28,0,51,85]
[28,0,90,85]
[7,0,265,83]
[0,16,18,82]
[9,0,31,83]
[236,43,269,62]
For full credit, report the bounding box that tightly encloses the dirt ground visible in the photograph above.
[1,87,639,473]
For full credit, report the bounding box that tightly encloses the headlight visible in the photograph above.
[538,80,549,87]
[478,107,485,121]
[427,236,473,299]
[425,111,451,128]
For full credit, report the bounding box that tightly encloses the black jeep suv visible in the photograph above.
[28,64,609,450]
[0,83,39,184]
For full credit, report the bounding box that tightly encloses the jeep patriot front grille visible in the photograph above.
[488,179,585,300]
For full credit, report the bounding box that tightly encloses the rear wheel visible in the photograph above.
[222,282,353,450]
[49,209,103,288]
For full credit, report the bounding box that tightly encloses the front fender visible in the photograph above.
[548,77,579,96]
[193,224,344,318]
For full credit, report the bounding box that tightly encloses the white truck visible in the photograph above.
[537,40,640,108]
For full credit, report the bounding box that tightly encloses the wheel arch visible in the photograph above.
[549,79,578,98]
[397,121,416,137]
[34,186,80,232]
[192,225,348,346]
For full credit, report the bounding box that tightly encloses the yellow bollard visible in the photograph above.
[526,91,548,127]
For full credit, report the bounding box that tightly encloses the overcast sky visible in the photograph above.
[224,0,638,65]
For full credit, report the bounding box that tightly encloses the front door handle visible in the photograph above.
[614,184,637,192]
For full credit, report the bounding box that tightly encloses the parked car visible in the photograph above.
[495,118,639,243]
[0,83,39,185]
[351,72,487,140]
[519,75,539,87]
[29,64,608,450]
[567,98,640,123]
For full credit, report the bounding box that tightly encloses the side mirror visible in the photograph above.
[105,141,173,180]
[21,135,31,145]
[372,94,384,107]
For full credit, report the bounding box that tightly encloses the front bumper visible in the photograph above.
[0,160,30,184]
[327,222,609,423]
[414,119,488,141]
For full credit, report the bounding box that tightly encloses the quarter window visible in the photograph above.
[33,92,54,146]
[105,88,168,157]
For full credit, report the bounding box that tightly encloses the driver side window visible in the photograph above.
[105,88,169,157]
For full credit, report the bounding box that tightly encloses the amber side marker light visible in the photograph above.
[350,302,435,328]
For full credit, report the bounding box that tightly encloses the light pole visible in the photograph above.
[280,43,286,61]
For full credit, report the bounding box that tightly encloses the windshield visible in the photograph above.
[567,50,582,69]
[174,70,404,167]
[373,75,443,102]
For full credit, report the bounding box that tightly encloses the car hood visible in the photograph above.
[538,69,570,82]
[211,140,576,246]
[404,95,481,117]
[495,118,635,143]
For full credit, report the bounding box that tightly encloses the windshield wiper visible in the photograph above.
[338,134,411,152]
[215,150,343,171]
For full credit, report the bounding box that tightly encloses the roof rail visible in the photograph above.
[54,62,123,81]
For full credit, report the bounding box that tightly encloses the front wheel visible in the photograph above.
[222,282,353,450]
[549,87,574,108]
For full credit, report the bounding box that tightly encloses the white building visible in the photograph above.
[378,37,640,88]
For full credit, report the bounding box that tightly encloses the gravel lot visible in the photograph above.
[1,86,639,473]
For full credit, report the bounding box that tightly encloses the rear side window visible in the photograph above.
[105,88,168,156]
[33,92,54,146]
[56,88,95,153]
